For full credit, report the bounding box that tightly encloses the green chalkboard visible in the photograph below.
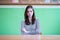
[0,8,60,35]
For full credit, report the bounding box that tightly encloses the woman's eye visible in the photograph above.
[27,11,32,12]
[30,11,32,12]
[27,11,29,12]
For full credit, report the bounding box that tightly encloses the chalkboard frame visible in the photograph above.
[0,0,60,5]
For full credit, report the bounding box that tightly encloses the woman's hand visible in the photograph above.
[22,28,30,33]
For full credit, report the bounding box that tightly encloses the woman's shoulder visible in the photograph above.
[36,18,40,22]
[21,20,25,24]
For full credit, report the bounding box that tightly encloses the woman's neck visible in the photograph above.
[29,17,32,23]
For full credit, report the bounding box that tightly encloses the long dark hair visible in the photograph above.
[24,5,36,25]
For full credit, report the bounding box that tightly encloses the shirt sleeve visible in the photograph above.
[21,21,25,34]
[35,19,40,34]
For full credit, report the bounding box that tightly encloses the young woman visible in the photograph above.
[21,5,40,35]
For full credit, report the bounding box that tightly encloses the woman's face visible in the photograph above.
[27,8,33,18]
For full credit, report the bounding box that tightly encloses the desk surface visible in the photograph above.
[0,35,60,40]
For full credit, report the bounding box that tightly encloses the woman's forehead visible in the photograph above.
[27,8,33,11]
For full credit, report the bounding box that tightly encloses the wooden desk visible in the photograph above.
[0,35,60,40]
